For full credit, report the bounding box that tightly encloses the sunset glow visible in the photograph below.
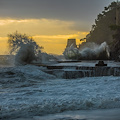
[0,0,113,55]
[0,19,88,55]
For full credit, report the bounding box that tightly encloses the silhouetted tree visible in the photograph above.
[104,6,109,11]
[86,1,117,44]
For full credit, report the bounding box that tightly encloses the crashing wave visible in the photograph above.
[7,32,58,65]
[63,42,110,60]
[0,65,56,83]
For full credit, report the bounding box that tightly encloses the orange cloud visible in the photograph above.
[33,34,78,39]
[0,19,89,55]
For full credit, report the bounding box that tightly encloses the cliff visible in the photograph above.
[86,2,117,45]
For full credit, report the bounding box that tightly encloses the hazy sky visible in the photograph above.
[0,0,114,54]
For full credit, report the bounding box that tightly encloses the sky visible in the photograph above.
[0,0,114,55]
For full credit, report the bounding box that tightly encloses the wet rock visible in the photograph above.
[95,61,107,66]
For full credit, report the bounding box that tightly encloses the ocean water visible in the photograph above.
[0,56,120,120]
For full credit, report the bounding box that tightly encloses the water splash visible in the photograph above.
[63,42,110,60]
[7,32,57,65]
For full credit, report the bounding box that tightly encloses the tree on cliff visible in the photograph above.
[86,2,117,44]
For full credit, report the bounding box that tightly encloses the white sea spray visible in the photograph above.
[64,42,110,60]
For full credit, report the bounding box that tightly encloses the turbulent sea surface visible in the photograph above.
[0,56,120,120]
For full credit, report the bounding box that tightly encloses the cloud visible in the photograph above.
[0,18,89,55]
[69,22,91,32]
[0,0,114,24]
[33,34,79,39]
[0,0,114,55]
[0,19,29,25]
[0,18,88,37]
